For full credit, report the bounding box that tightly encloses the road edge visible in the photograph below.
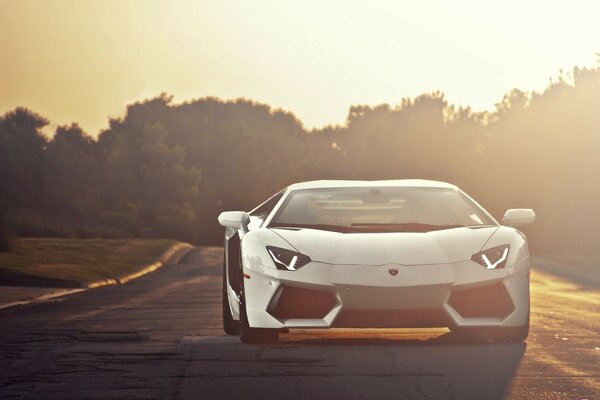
[85,242,194,288]
[0,242,194,311]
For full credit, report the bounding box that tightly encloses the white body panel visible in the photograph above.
[269,226,499,265]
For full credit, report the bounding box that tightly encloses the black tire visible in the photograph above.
[222,257,240,335]
[490,309,530,342]
[450,310,530,342]
[239,288,279,344]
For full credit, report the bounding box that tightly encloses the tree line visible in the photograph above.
[1,65,599,255]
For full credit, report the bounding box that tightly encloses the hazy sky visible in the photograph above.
[1,0,599,135]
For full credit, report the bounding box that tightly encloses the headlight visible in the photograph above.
[266,246,311,271]
[471,244,510,270]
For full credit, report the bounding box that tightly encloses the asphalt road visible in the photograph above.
[1,247,598,400]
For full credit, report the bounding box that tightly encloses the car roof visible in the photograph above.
[286,179,457,191]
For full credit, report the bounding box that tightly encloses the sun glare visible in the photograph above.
[1,0,599,135]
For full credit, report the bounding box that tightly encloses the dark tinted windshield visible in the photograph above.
[269,187,495,232]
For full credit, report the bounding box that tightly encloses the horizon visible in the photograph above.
[2,0,599,136]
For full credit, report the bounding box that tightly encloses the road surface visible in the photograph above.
[0,247,598,399]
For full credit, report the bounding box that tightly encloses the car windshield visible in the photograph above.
[268,187,496,233]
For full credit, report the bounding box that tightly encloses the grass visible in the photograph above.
[0,238,179,287]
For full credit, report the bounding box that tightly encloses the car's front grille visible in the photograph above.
[267,285,337,320]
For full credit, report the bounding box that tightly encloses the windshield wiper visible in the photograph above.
[350,223,465,232]
[466,224,498,229]
[269,223,353,233]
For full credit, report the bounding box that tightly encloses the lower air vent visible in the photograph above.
[332,309,451,328]
[448,283,514,319]
[268,285,337,320]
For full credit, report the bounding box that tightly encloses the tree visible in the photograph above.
[95,118,201,239]
[0,108,48,249]
[3,64,600,254]
[44,124,97,226]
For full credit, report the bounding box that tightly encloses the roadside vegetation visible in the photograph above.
[1,64,600,256]
[0,238,178,287]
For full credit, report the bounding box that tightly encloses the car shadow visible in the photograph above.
[181,330,526,400]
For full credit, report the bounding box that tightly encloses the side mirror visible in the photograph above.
[218,211,250,233]
[502,209,535,228]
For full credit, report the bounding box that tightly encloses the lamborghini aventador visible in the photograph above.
[218,180,535,343]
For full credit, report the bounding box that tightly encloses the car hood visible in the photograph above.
[270,226,499,265]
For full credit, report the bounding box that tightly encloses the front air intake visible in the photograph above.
[268,285,337,320]
[448,282,515,319]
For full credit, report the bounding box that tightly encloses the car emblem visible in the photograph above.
[388,268,399,276]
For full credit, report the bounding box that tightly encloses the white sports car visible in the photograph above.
[218,180,535,344]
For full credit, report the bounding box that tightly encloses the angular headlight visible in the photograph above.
[471,244,510,270]
[266,246,311,271]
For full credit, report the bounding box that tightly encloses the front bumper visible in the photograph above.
[242,257,530,329]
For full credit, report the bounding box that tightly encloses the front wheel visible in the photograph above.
[451,311,530,342]
[490,309,530,342]
[490,323,529,342]
[239,289,279,344]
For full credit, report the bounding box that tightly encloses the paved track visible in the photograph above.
[0,247,598,399]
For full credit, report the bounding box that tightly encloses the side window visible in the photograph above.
[249,190,285,224]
